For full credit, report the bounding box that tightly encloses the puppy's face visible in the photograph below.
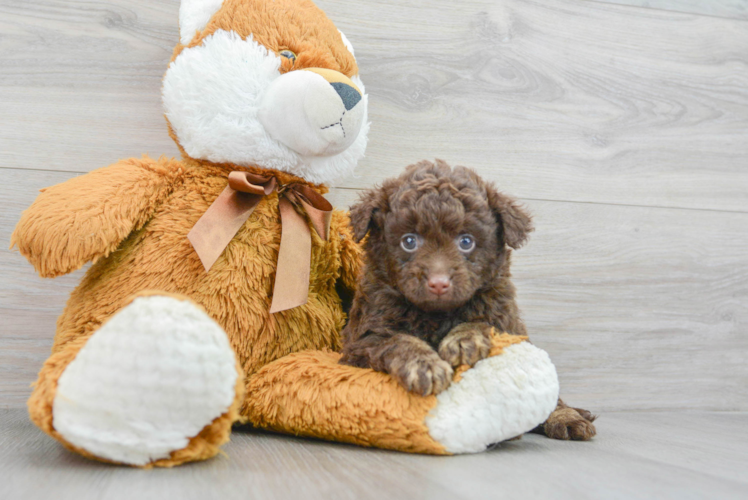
[351,160,533,312]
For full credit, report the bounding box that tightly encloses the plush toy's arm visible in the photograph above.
[11,156,183,278]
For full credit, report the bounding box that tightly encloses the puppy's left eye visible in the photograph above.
[457,234,476,253]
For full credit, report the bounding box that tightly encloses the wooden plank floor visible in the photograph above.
[1,0,747,496]
[2,408,747,500]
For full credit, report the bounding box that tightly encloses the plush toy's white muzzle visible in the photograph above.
[163,29,368,184]
[259,68,365,157]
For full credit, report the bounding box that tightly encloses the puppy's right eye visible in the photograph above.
[400,233,420,253]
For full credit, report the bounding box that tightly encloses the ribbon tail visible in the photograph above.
[188,186,263,271]
[270,197,312,313]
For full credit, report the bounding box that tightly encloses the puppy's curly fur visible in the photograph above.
[340,159,596,440]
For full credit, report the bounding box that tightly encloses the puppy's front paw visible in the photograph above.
[389,352,454,397]
[438,322,492,367]
[543,407,597,441]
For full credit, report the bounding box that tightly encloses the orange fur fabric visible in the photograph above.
[13,156,357,371]
[243,331,528,454]
[14,154,360,466]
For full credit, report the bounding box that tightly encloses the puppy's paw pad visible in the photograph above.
[438,325,492,368]
[544,408,597,441]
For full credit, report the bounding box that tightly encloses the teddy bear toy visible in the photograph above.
[11,0,560,467]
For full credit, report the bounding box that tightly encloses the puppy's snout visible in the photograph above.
[427,275,451,296]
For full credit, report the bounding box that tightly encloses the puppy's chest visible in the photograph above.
[400,314,463,348]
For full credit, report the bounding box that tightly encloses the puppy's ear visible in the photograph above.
[486,187,533,249]
[349,186,388,242]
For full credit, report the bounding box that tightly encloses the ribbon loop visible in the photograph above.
[285,184,332,241]
[187,172,333,314]
[227,171,277,195]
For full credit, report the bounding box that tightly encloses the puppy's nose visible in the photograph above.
[427,275,451,296]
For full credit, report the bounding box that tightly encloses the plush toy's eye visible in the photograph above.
[279,50,297,64]
[457,234,476,253]
[400,233,420,253]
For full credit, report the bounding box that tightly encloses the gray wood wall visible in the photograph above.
[1,0,746,412]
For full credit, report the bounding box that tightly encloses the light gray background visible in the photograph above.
[1,0,746,498]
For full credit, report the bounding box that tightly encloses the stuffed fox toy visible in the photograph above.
[11,0,560,467]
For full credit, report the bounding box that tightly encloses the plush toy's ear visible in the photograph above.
[179,0,224,45]
[486,186,534,249]
[349,186,389,243]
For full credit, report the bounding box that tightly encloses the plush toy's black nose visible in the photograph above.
[330,82,361,110]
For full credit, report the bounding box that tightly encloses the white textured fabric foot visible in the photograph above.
[53,295,239,466]
[425,342,559,454]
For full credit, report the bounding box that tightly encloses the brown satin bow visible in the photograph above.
[187,171,332,313]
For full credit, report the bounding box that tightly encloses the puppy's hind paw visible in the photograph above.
[543,407,597,441]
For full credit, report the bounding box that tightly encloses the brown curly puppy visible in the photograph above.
[339,159,596,440]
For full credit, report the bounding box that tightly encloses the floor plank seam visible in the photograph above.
[585,0,748,23]
[516,196,748,216]
[3,166,747,216]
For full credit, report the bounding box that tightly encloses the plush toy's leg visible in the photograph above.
[242,332,559,454]
[27,292,243,467]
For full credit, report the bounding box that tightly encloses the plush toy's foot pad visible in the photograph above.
[52,295,239,466]
[425,337,559,453]
[243,332,559,455]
